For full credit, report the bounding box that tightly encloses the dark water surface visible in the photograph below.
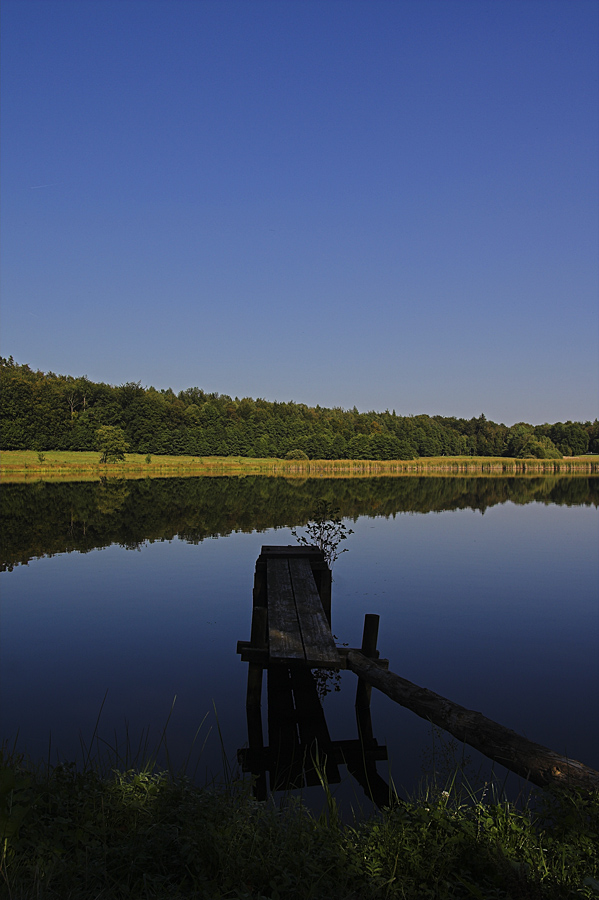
[1,476,598,810]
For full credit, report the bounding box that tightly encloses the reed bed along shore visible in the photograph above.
[1,450,598,484]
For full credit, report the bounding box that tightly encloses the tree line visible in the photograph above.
[1,357,597,460]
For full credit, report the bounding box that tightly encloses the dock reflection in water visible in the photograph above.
[238,663,395,808]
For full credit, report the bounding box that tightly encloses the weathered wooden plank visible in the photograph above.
[237,644,269,665]
[267,558,304,661]
[261,544,323,557]
[288,556,338,667]
[347,650,599,793]
[261,546,332,624]
[238,643,388,668]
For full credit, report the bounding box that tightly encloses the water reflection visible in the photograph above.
[2,475,597,570]
[1,476,597,805]
[238,663,395,809]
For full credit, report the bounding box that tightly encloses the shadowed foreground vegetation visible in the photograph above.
[2,747,598,900]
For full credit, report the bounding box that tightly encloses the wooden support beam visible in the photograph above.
[346,650,599,793]
[237,643,390,668]
[356,614,380,710]
[246,664,263,712]
[335,648,388,669]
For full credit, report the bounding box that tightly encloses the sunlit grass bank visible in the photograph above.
[1,748,598,900]
[1,450,597,483]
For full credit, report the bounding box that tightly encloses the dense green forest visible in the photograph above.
[2,357,597,460]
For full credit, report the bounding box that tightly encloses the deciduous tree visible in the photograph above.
[96,426,129,463]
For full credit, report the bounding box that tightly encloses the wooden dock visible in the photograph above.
[237,545,386,671]
[237,544,599,798]
[236,545,393,805]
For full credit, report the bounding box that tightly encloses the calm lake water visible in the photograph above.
[1,475,598,810]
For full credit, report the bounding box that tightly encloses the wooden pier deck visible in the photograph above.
[236,545,392,804]
[266,551,338,667]
[237,545,386,670]
[237,545,599,798]
[237,545,338,668]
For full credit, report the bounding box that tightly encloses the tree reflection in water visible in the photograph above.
[2,475,596,570]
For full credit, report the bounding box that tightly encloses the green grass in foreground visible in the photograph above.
[2,748,598,900]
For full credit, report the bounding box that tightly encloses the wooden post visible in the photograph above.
[253,563,267,607]
[361,614,380,657]
[246,664,263,711]
[246,666,264,730]
[245,682,267,801]
[245,603,267,798]
[314,561,332,625]
[356,614,380,710]
[250,605,268,650]
[246,606,268,712]
[347,650,599,793]
[246,605,267,723]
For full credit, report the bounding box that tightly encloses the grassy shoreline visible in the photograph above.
[1,450,598,483]
[1,748,597,900]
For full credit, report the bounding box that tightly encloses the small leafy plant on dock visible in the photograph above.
[292,500,352,700]
[292,498,354,569]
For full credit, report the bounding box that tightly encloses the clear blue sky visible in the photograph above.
[2,0,597,425]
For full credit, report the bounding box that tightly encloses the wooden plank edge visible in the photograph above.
[237,642,389,669]
[260,545,324,557]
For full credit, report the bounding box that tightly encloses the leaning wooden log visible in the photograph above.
[346,650,599,793]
